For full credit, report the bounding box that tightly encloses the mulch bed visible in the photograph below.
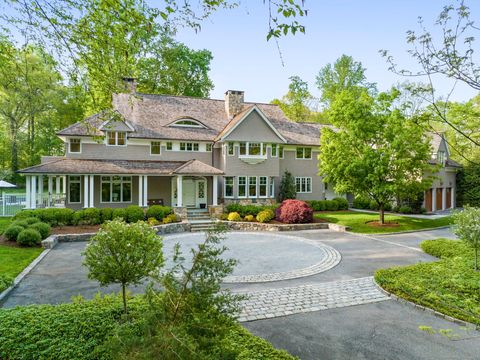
[51,225,100,234]
[0,236,24,248]
[365,220,399,228]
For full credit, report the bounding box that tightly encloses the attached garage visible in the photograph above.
[425,189,433,212]
[436,188,443,210]
[446,188,452,208]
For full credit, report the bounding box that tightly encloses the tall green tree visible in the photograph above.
[319,89,434,224]
[272,76,316,122]
[316,55,375,106]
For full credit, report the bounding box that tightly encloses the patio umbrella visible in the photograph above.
[0,180,17,199]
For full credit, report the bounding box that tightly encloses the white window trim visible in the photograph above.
[206,143,213,152]
[237,176,247,198]
[295,147,312,160]
[150,141,162,156]
[68,176,82,204]
[100,176,133,203]
[68,138,82,154]
[224,176,235,198]
[179,142,200,152]
[169,119,207,129]
[105,131,128,147]
[248,176,257,198]
[295,177,312,193]
[269,177,275,198]
[259,176,268,198]
[239,142,267,159]
[165,142,173,151]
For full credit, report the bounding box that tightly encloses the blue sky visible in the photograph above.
[174,0,480,103]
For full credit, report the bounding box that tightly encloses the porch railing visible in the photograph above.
[0,193,66,217]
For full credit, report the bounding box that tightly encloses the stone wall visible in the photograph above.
[219,221,349,232]
[173,207,187,220]
[153,221,190,234]
[208,205,224,219]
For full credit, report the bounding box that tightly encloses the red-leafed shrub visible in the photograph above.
[275,200,313,224]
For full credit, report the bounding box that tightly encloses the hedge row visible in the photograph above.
[0,294,296,360]
[14,205,173,227]
[352,196,427,214]
[4,218,51,246]
[225,203,279,217]
[307,197,349,211]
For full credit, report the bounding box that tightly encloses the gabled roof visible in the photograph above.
[57,93,322,145]
[216,105,287,143]
[17,158,224,175]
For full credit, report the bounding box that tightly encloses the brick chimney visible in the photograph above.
[121,77,137,94]
[225,90,244,119]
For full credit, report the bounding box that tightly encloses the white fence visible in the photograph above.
[0,193,66,216]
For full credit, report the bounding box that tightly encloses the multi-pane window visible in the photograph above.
[296,177,312,193]
[238,176,247,198]
[101,176,132,202]
[166,142,173,150]
[224,177,234,198]
[248,177,257,197]
[68,176,81,203]
[259,176,268,197]
[151,141,161,155]
[107,131,127,146]
[206,143,213,152]
[239,142,265,156]
[438,151,446,164]
[296,147,312,159]
[269,177,275,198]
[227,142,234,155]
[271,144,277,157]
[279,145,284,158]
[180,142,199,151]
[69,138,81,153]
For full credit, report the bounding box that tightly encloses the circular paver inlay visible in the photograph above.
[163,232,341,283]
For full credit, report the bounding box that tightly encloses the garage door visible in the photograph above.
[446,188,452,208]
[425,189,432,212]
[436,188,443,211]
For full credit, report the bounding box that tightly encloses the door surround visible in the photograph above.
[171,176,207,208]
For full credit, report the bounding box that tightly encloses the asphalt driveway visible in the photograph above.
[2,227,478,360]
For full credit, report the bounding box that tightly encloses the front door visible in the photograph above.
[183,180,196,207]
[196,180,206,207]
[425,189,432,212]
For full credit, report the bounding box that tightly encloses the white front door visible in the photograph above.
[183,179,196,207]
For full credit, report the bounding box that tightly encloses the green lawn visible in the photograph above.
[314,211,452,234]
[375,239,480,326]
[0,217,12,234]
[0,245,43,279]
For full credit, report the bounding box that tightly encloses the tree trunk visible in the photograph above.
[9,117,18,174]
[122,283,127,314]
[379,203,385,225]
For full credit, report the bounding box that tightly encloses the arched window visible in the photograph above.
[170,118,207,128]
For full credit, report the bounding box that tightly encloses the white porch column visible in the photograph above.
[212,175,218,206]
[143,176,148,207]
[432,187,437,212]
[38,175,44,206]
[83,175,89,208]
[442,187,447,210]
[48,176,53,207]
[55,176,61,194]
[138,175,144,206]
[176,175,183,207]
[25,176,31,209]
[62,176,67,195]
[451,187,456,208]
[89,175,94,208]
[31,175,37,209]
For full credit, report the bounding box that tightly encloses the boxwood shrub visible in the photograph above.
[225,204,278,217]
[145,205,172,221]
[100,208,114,223]
[3,225,25,241]
[125,205,145,223]
[16,228,42,246]
[332,197,349,210]
[29,222,51,239]
[112,208,127,221]
[14,208,74,226]
[24,217,40,225]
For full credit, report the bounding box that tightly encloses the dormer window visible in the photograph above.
[170,118,207,129]
[107,131,127,146]
[69,138,81,153]
[438,151,446,165]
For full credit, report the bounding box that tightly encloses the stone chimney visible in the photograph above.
[225,90,244,119]
[121,77,137,94]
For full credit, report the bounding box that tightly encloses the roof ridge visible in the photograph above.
[171,159,195,173]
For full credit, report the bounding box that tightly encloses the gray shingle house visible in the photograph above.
[18,78,460,214]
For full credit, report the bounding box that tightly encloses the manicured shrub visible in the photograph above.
[84,208,102,225]
[275,200,313,224]
[17,208,75,226]
[29,222,51,239]
[325,200,338,211]
[13,209,37,219]
[0,274,13,293]
[399,205,413,214]
[352,196,370,209]
[308,200,326,211]
[147,217,159,226]
[112,208,126,221]
[256,209,275,223]
[244,215,255,222]
[220,213,229,221]
[162,214,179,224]
[16,228,42,246]
[4,225,25,241]
[146,205,172,221]
[24,217,41,225]
[100,208,114,223]
[11,220,29,229]
[225,204,277,217]
[333,197,349,210]
[125,205,145,223]
[227,212,241,222]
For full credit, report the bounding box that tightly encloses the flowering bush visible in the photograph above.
[244,215,255,222]
[256,209,275,223]
[275,200,313,224]
[227,212,241,221]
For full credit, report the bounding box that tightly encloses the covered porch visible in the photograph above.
[19,158,223,210]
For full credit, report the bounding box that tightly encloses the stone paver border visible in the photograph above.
[237,276,389,322]
[374,280,479,330]
[0,248,51,304]
[165,232,341,283]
